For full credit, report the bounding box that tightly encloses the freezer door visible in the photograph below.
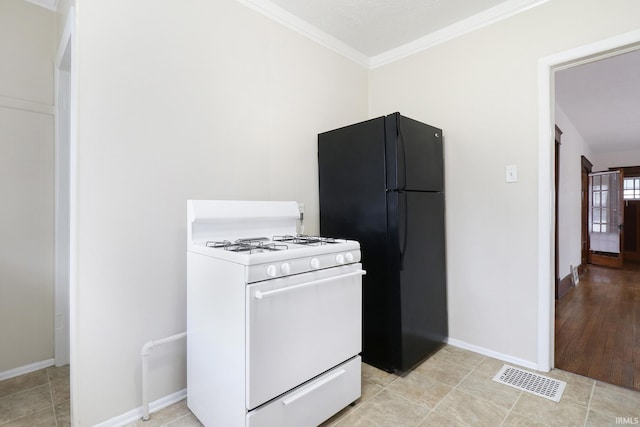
[388,190,448,371]
[318,117,387,242]
[385,113,444,192]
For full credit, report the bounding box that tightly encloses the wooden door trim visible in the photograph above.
[580,156,592,275]
[554,126,562,299]
[610,167,640,261]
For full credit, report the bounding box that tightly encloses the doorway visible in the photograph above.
[537,30,640,373]
[555,155,640,389]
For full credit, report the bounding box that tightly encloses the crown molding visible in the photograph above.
[370,0,550,68]
[237,0,548,70]
[236,0,371,68]
[23,0,58,12]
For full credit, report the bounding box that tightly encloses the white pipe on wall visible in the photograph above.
[140,332,187,421]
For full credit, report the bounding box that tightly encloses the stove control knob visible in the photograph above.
[266,265,277,278]
[310,258,320,269]
[280,263,291,275]
[345,252,354,263]
[336,253,345,264]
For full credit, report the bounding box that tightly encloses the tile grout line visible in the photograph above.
[358,361,470,427]
[47,368,59,427]
[0,382,54,426]
[415,356,487,426]
[0,382,50,400]
[330,373,390,426]
[582,381,596,427]
[498,389,523,427]
[166,413,193,426]
[374,387,433,427]
[379,377,434,424]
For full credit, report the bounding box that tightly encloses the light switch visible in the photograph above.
[506,165,518,183]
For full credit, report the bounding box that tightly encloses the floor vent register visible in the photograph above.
[492,365,566,402]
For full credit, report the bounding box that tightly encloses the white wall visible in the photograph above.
[73,0,367,424]
[369,0,640,364]
[0,0,56,373]
[555,105,594,280]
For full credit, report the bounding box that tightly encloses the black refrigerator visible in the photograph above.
[318,112,447,373]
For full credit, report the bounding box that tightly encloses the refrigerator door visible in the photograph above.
[318,117,395,370]
[387,190,447,371]
[385,113,443,192]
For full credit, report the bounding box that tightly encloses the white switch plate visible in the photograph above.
[506,165,518,183]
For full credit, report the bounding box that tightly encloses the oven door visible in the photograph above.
[246,263,364,410]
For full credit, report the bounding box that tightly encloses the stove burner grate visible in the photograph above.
[273,235,340,245]
[206,238,288,253]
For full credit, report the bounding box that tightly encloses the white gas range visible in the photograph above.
[187,200,364,427]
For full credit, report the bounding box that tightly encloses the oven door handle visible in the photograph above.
[253,270,366,299]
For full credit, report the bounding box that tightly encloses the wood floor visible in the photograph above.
[555,262,640,391]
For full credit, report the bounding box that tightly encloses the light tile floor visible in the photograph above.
[3,345,640,426]
[147,345,640,427]
[0,365,70,426]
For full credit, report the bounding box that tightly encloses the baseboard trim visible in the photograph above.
[577,263,586,276]
[589,252,623,268]
[0,359,55,381]
[0,95,55,116]
[446,338,540,371]
[557,273,573,298]
[94,389,187,427]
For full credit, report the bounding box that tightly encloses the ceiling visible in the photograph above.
[248,0,638,154]
[240,0,548,67]
[265,0,510,57]
[25,0,638,155]
[555,49,640,154]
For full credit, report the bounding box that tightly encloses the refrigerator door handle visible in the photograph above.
[399,191,408,270]
[397,126,407,191]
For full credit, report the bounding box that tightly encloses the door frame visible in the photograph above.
[616,167,640,261]
[537,29,640,372]
[54,6,77,416]
[54,8,75,367]
[554,125,561,299]
[580,156,593,272]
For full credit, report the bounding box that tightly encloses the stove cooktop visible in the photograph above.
[191,234,360,281]
[205,235,349,254]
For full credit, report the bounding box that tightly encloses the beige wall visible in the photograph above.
[58,0,640,423]
[73,0,367,424]
[0,0,56,373]
[369,0,640,364]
